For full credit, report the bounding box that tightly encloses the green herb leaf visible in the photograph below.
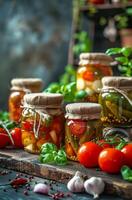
[75,90,87,100]
[121,166,132,182]
[106,48,121,55]
[115,57,128,65]
[121,47,132,57]
[41,143,57,154]
[54,149,67,165]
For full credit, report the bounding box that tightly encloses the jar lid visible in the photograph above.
[79,53,113,66]
[102,76,132,89]
[11,78,44,92]
[23,93,63,108]
[66,103,101,120]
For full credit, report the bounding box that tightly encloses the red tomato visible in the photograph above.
[0,133,10,148]
[11,128,23,148]
[98,139,112,149]
[77,142,103,168]
[82,71,95,81]
[88,0,104,4]
[22,121,33,131]
[121,144,132,168]
[68,120,86,136]
[0,128,7,134]
[98,148,125,174]
[51,117,62,134]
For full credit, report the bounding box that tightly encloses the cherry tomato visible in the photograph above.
[0,133,10,148]
[82,71,95,81]
[98,139,112,149]
[77,142,103,168]
[51,117,62,134]
[68,119,86,136]
[22,121,33,131]
[11,128,23,148]
[121,144,132,168]
[98,148,125,174]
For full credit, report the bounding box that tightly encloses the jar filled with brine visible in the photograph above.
[9,78,43,123]
[65,103,102,161]
[99,77,132,127]
[77,53,113,102]
[21,93,64,154]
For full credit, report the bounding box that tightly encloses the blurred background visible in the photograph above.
[0,0,72,109]
[0,0,132,109]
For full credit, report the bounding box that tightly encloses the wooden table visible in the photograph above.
[0,149,131,200]
[0,167,123,200]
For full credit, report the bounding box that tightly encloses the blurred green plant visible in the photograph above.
[106,47,132,77]
[44,65,87,102]
[73,31,92,56]
[114,8,132,29]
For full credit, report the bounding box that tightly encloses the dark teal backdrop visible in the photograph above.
[0,0,72,109]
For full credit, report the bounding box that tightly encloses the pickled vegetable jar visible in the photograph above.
[99,77,132,127]
[9,78,43,123]
[77,53,113,102]
[21,93,64,154]
[65,103,102,161]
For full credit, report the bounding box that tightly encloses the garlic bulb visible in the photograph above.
[67,171,84,193]
[84,177,105,199]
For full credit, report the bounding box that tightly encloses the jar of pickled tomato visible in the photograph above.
[21,93,64,154]
[9,78,43,123]
[65,103,102,161]
[99,77,132,127]
[77,53,113,103]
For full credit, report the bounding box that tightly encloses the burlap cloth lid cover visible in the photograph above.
[79,53,113,66]
[11,78,44,92]
[65,103,101,120]
[23,93,63,109]
[102,76,132,90]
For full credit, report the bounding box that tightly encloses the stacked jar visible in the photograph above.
[9,78,43,123]
[65,103,102,161]
[77,53,113,102]
[21,93,64,154]
[99,77,132,128]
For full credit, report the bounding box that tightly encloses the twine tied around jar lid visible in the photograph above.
[65,103,101,120]
[11,78,44,93]
[102,76,132,106]
[22,93,63,138]
[79,53,113,66]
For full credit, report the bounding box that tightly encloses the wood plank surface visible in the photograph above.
[0,149,131,199]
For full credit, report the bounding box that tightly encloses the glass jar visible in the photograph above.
[21,93,64,154]
[65,103,102,161]
[99,77,132,127]
[9,78,43,123]
[77,53,113,103]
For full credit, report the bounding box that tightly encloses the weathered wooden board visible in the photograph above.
[0,149,131,199]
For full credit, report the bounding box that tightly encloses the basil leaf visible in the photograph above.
[115,57,128,65]
[106,48,122,55]
[40,153,55,164]
[41,143,57,154]
[121,166,132,182]
[121,47,132,57]
[54,149,67,165]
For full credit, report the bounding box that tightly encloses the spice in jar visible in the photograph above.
[65,103,102,161]
[8,78,43,122]
[21,93,64,154]
[77,53,113,102]
[99,76,132,127]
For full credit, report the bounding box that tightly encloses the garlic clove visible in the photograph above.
[33,183,49,195]
[67,171,84,193]
[84,177,105,199]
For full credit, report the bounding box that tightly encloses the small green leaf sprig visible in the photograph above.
[39,143,68,166]
[106,47,132,77]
